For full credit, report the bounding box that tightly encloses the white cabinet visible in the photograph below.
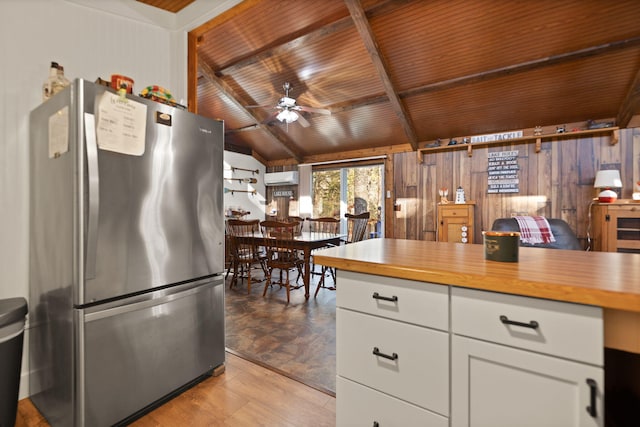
[451,287,604,427]
[451,287,603,365]
[452,336,603,427]
[338,309,449,415]
[337,269,449,329]
[336,270,449,426]
[334,271,606,427]
[337,377,448,427]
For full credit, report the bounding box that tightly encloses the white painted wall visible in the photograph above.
[0,0,241,399]
[224,151,267,220]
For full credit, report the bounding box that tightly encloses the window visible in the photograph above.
[312,164,383,238]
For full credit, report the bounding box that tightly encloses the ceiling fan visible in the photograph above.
[246,82,330,128]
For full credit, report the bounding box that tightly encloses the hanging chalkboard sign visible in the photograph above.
[487,150,519,193]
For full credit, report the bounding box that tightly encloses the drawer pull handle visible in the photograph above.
[499,315,539,329]
[586,378,597,418]
[372,292,398,302]
[373,347,398,361]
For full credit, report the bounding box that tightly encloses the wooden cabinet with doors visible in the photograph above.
[437,202,475,244]
[591,200,640,253]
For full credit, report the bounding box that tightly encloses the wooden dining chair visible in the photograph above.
[286,216,305,234]
[226,219,265,294]
[345,212,370,243]
[260,221,304,303]
[307,217,340,296]
[283,216,305,283]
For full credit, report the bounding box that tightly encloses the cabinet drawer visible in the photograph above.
[337,376,448,427]
[337,270,449,330]
[452,287,603,365]
[440,206,470,218]
[337,308,449,415]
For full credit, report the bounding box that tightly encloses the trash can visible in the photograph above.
[0,297,28,427]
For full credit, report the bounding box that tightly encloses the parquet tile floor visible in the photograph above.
[224,267,336,395]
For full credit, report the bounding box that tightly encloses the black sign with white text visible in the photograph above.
[487,150,519,193]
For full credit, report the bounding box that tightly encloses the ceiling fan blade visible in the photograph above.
[297,106,331,115]
[297,114,310,128]
[246,105,275,109]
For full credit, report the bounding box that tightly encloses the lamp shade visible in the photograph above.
[594,170,622,203]
[594,170,622,189]
[276,109,299,124]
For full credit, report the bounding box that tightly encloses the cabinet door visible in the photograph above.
[609,208,640,253]
[591,204,640,253]
[442,216,472,243]
[590,205,608,251]
[451,335,603,427]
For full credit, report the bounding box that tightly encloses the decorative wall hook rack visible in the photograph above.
[231,166,259,174]
[224,187,257,196]
[226,177,258,184]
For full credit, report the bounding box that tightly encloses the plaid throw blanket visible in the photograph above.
[514,216,556,244]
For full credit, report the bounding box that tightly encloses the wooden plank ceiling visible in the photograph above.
[188,0,640,164]
[136,0,195,13]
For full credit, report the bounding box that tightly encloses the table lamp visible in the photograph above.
[594,170,622,203]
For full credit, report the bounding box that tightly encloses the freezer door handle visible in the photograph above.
[84,278,223,323]
[84,112,99,280]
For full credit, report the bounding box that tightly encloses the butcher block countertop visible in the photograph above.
[313,239,640,313]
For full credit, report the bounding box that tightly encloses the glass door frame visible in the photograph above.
[312,163,385,239]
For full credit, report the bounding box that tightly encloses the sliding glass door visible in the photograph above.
[311,164,384,238]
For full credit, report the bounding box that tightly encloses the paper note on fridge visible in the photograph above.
[96,91,147,155]
[48,105,69,158]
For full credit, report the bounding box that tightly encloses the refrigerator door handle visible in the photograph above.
[84,112,99,280]
[84,278,222,323]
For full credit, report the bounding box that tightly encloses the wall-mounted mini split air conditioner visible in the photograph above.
[264,171,299,186]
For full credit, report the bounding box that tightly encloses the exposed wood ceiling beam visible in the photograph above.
[317,36,640,114]
[225,124,260,134]
[217,12,352,75]
[344,0,418,151]
[617,65,640,127]
[328,94,390,113]
[216,0,398,75]
[401,36,640,98]
[198,61,304,162]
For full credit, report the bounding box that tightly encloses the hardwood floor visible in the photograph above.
[16,352,336,426]
[17,268,337,426]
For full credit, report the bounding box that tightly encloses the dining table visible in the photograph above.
[237,231,344,299]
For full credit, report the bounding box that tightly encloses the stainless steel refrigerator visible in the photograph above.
[29,79,225,426]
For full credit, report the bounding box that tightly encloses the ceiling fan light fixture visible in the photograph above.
[277,109,299,124]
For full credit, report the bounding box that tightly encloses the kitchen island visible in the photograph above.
[314,239,640,427]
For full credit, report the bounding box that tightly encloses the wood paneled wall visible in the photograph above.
[391,127,639,248]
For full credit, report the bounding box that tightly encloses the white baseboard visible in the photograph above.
[19,371,29,400]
